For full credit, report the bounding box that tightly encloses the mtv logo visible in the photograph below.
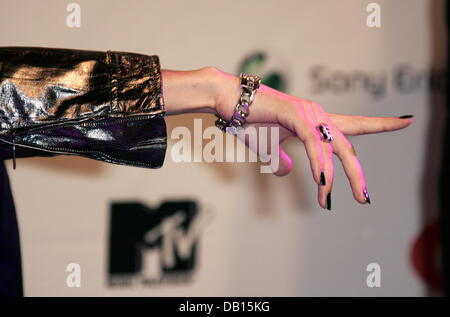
[108,200,208,285]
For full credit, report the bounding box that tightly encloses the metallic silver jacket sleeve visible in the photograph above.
[0,47,167,168]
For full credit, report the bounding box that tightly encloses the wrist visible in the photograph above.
[213,69,293,126]
[162,67,218,116]
[209,67,241,120]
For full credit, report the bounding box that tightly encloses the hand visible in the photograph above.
[211,68,413,209]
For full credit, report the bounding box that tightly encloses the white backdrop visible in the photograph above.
[0,0,443,296]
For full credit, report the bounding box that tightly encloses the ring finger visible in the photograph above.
[310,102,370,205]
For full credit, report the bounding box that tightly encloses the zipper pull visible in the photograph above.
[12,133,16,170]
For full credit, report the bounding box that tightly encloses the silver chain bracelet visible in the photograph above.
[215,72,262,134]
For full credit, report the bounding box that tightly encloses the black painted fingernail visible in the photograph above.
[363,189,371,204]
[326,192,331,210]
[398,115,414,119]
[320,172,326,186]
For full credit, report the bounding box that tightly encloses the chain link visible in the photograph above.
[215,73,261,134]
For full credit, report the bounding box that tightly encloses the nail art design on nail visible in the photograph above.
[363,189,371,204]
[398,115,414,119]
[326,192,331,210]
[320,172,326,186]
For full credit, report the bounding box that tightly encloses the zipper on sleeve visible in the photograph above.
[12,132,16,170]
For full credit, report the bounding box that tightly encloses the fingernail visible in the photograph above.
[398,115,414,119]
[363,189,371,204]
[320,172,326,186]
[326,192,331,210]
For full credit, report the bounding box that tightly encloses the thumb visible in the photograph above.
[236,124,293,176]
[271,145,293,176]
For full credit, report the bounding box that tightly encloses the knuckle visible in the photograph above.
[304,128,319,143]
[308,100,322,109]
[341,140,356,156]
[381,120,390,131]
[313,131,322,144]
[358,119,368,134]
[348,144,357,156]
